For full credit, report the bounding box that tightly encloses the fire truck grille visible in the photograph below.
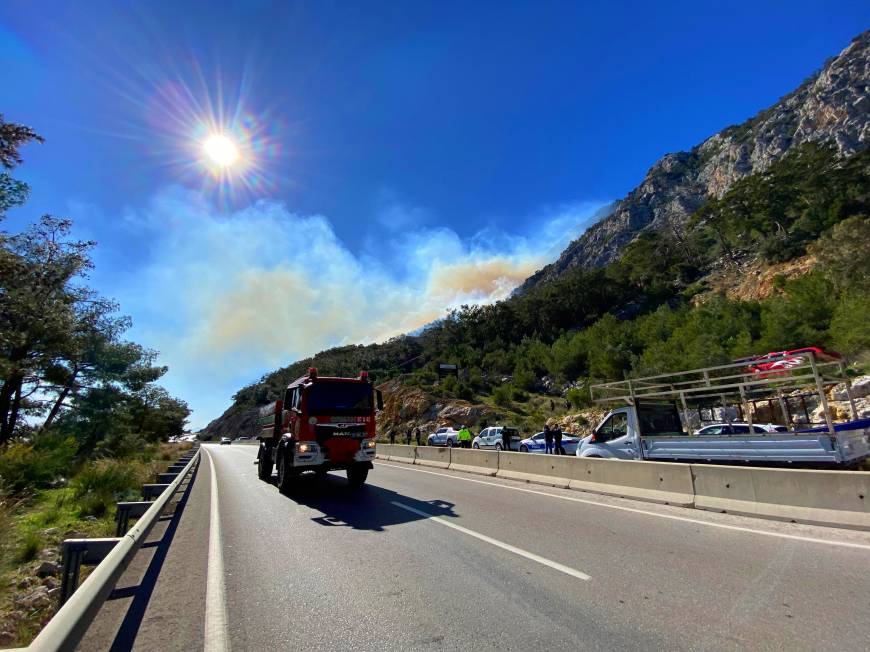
[314,424,367,443]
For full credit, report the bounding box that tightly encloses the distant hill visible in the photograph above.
[518,29,870,292]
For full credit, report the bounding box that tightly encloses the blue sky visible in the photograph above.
[1,1,867,427]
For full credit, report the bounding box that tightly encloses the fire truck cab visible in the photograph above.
[256,368,383,492]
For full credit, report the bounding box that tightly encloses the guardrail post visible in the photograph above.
[142,483,170,500]
[156,472,179,483]
[114,501,153,537]
[59,538,122,606]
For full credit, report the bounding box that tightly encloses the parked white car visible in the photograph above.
[693,422,788,435]
[519,431,582,454]
[472,426,520,451]
[427,427,460,447]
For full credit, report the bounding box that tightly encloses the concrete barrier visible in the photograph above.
[381,442,870,530]
[375,443,396,461]
[691,464,870,529]
[385,444,416,464]
[568,458,695,506]
[496,452,575,488]
[415,445,450,469]
[449,448,498,476]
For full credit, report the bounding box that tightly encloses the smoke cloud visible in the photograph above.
[109,187,607,426]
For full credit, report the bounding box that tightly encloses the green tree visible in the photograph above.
[810,215,870,293]
[0,216,95,443]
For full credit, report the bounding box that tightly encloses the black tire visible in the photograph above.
[347,465,369,487]
[277,447,295,494]
[520,445,528,453]
[472,443,479,449]
[447,440,453,448]
[258,446,274,481]
[495,443,502,451]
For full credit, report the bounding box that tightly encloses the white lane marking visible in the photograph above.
[391,501,590,580]
[203,448,231,652]
[377,462,870,552]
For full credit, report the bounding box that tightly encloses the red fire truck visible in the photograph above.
[256,368,383,492]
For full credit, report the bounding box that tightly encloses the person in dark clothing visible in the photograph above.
[406,427,412,445]
[501,428,511,451]
[549,399,555,412]
[415,427,421,446]
[543,424,553,454]
[389,430,396,444]
[565,400,570,410]
[553,424,564,455]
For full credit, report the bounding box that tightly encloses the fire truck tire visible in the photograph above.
[347,465,368,487]
[277,448,295,494]
[258,446,274,481]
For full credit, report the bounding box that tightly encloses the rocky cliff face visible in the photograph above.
[520,29,870,291]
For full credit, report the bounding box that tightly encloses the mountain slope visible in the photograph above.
[519,29,870,292]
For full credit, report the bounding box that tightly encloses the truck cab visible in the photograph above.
[579,403,684,460]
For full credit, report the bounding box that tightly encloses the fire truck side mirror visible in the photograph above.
[376,390,384,411]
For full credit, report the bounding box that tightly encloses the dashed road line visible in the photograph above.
[391,501,591,580]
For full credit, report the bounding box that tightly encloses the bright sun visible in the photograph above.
[203,133,240,167]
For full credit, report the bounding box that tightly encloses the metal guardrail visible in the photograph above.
[19,446,201,652]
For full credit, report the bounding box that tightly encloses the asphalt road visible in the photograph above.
[81,444,870,651]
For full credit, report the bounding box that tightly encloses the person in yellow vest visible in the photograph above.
[457,425,472,448]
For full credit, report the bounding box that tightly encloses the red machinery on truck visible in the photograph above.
[256,368,383,492]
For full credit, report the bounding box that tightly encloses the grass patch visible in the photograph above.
[16,531,41,564]
[0,442,192,646]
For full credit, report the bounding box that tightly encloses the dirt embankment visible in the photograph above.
[694,254,816,304]
[376,378,607,441]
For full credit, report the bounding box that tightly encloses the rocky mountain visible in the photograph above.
[519,29,870,292]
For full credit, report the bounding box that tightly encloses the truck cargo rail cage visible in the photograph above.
[589,349,859,436]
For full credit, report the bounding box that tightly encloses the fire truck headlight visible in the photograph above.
[362,440,376,450]
[296,442,317,454]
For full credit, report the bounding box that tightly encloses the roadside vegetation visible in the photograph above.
[224,143,869,427]
[0,117,192,645]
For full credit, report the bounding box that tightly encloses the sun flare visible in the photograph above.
[203,134,241,167]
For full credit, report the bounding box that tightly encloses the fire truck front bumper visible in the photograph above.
[294,441,325,467]
[353,440,377,463]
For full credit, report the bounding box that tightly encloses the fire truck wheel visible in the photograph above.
[347,465,368,487]
[257,448,273,481]
[277,450,295,494]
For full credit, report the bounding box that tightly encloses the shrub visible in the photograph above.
[831,290,870,356]
[71,460,143,518]
[566,387,588,409]
[0,434,77,493]
[457,382,474,401]
[492,385,512,407]
[17,531,42,563]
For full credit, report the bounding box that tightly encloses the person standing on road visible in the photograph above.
[550,399,555,412]
[415,426,421,446]
[389,429,396,444]
[458,425,471,448]
[501,428,511,452]
[544,424,553,454]
[553,424,564,455]
[406,427,412,445]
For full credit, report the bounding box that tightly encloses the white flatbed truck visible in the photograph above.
[578,349,870,467]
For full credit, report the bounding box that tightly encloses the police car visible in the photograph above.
[518,431,582,454]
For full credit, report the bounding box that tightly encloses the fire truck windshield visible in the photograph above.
[306,382,373,415]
